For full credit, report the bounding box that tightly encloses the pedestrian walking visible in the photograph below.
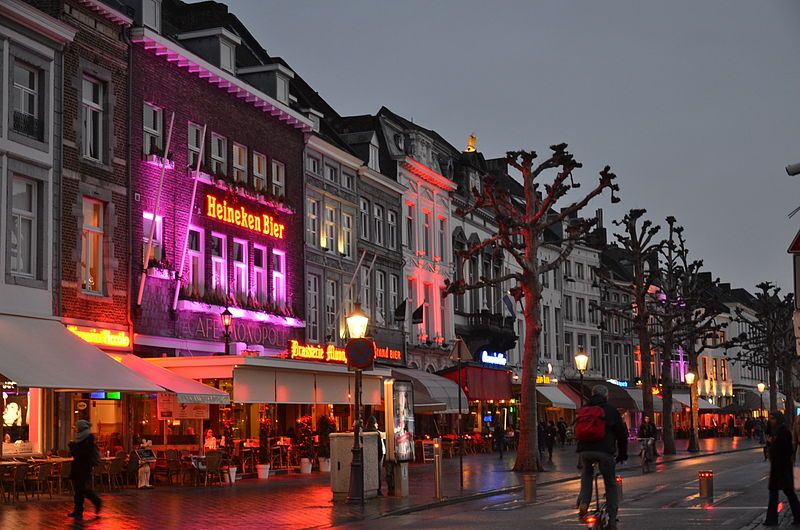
[67,420,102,519]
[764,412,800,526]
[575,385,628,530]
[494,416,505,459]
[545,421,557,460]
[557,417,568,446]
[537,421,547,457]
[745,417,753,440]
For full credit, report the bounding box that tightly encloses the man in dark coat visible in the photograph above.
[765,411,800,526]
[68,419,102,518]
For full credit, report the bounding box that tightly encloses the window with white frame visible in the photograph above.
[576,262,584,280]
[389,274,400,326]
[590,335,599,371]
[373,204,384,246]
[232,239,248,297]
[81,198,104,294]
[210,133,226,176]
[361,268,371,313]
[271,160,285,198]
[188,122,203,169]
[576,297,586,323]
[142,212,163,264]
[324,206,336,251]
[186,227,204,295]
[325,279,337,340]
[375,270,386,326]
[211,233,226,291]
[325,164,338,184]
[232,143,247,182]
[307,198,319,247]
[387,210,397,250]
[82,76,104,161]
[276,76,289,104]
[220,41,235,73]
[307,274,320,342]
[306,154,320,174]
[253,245,267,303]
[341,213,353,259]
[542,305,550,358]
[368,143,379,171]
[438,217,446,259]
[141,0,160,31]
[422,211,431,255]
[13,62,38,118]
[342,170,355,190]
[359,198,370,240]
[143,103,162,155]
[10,177,37,277]
[405,203,415,249]
[272,250,286,308]
[253,152,266,191]
[423,283,433,339]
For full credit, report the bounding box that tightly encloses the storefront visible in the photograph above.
[390,367,468,437]
[439,364,514,435]
[537,382,577,424]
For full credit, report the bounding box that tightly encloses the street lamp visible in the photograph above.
[221,307,233,355]
[685,371,698,453]
[346,303,369,505]
[757,382,766,419]
[575,350,589,407]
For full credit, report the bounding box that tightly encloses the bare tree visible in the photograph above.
[444,144,619,472]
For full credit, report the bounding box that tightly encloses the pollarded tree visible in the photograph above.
[444,144,620,473]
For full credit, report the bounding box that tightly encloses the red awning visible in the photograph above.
[441,366,512,401]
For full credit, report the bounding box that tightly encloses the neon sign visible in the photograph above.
[206,194,285,240]
[607,378,629,388]
[375,345,402,361]
[67,325,131,349]
[536,375,551,385]
[481,350,508,366]
[289,340,346,364]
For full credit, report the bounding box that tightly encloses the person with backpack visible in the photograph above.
[575,385,628,530]
[67,419,102,519]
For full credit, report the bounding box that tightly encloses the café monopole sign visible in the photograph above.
[205,194,285,240]
[288,340,402,365]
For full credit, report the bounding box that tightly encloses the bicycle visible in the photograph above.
[582,462,611,530]
[638,437,655,474]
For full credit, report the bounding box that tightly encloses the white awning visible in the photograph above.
[673,393,719,411]
[625,389,681,412]
[537,385,577,409]
[112,354,229,404]
[0,315,161,392]
[392,368,468,414]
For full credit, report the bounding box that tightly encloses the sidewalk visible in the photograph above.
[0,437,761,529]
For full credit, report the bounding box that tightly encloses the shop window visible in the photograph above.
[10,176,37,278]
[210,133,227,176]
[81,76,104,162]
[253,152,267,191]
[142,212,163,264]
[253,245,267,304]
[233,239,248,298]
[307,274,320,342]
[188,122,203,169]
[82,198,105,294]
[271,160,285,198]
[232,143,247,183]
[186,227,204,296]
[143,103,162,155]
[341,213,353,258]
[272,250,286,308]
[3,388,40,455]
[373,204,384,246]
[211,232,227,291]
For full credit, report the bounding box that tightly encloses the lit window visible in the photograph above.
[387,211,397,250]
[326,279,337,340]
[359,198,370,240]
[272,250,286,308]
[10,177,37,277]
[307,274,319,342]
[188,122,203,169]
[375,270,386,326]
[233,239,248,297]
[211,233,227,291]
[325,164,338,184]
[82,76,104,161]
[253,152,266,191]
[341,213,353,259]
[143,103,162,155]
[210,133,227,176]
[271,160,285,198]
[306,198,319,247]
[186,227,204,295]
[142,212,163,265]
[373,205,384,246]
[232,143,247,182]
[324,206,336,250]
[253,245,267,303]
[81,198,104,294]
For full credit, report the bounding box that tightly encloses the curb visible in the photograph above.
[379,445,762,519]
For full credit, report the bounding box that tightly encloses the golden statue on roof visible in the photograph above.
[464,133,477,153]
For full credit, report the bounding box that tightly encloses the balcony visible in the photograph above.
[12,111,43,140]
[454,309,517,352]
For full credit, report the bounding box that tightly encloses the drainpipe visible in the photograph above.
[123,25,135,452]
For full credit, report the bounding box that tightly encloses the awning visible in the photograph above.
[625,389,681,412]
[673,393,719,411]
[392,368,468,414]
[537,385,577,409]
[744,390,786,411]
[565,380,637,410]
[0,315,161,392]
[439,365,512,401]
[111,354,229,404]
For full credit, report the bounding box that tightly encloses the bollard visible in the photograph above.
[523,473,537,503]
[433,437,443,500]
[616,475,623,504]
[698,470,713,503]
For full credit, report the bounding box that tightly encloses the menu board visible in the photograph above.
[157,394,210,420]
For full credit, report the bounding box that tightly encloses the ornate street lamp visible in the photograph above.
[221,307,233,355]
[757,382,766,419]
[346,303,370,505]
[685,371,698,453]
[575,350,589,407]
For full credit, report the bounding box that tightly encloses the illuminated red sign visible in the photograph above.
[375,345,402,361]
[287,340,402,364]
[206,194,285,239]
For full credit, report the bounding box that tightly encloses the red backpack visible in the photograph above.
[575,405,607,443]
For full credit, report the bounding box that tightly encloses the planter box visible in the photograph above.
[256,464,270,479]
[299,458,313,474]
[145,154,175,170]
[146,267,174,280]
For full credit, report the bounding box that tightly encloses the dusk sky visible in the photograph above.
[227,0,800,293]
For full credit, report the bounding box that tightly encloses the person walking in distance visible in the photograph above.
[764,412,800,526]
[575,385,628,530]
[545,421,558,461]
[557,417,568,446]
[67,420,102,519]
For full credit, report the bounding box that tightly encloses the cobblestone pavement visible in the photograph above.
[0,437,760,529]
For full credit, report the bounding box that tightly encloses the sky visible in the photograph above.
[224,0,800,293]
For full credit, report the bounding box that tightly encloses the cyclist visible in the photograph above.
[576,385,628,530]
[637,415,658,458]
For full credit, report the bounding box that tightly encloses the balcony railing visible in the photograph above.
[13,111,44,140]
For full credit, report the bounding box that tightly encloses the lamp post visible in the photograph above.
[757,382,766,419]
[574,350,589,407]
[685,371,698,453]
[346,303,369,505]
[221,307,233,355]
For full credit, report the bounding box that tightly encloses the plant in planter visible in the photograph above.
[256,416,273,479]
[317,415,336,472]
[296,415,315,473]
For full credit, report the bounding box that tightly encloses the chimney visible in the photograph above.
[238,64,295,105]
[176,27,241,74]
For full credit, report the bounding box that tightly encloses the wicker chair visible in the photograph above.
[26,462,52,500]
[201,454,224,486]
[5,464,29,502]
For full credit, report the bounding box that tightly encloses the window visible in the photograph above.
[368,143,380,171]
[387,211,397,250]
[359,199,370,240]
[389,274,400,326]
[324,206,336,251]
[422,211,431,255]
[306,154,320,174]
[342,170,355,190]
[577,333,586,359]
[721,359,728,382]
[541,261,549,287]
[374,205,384,246]
[211,233,226,291]
[271,160,285,198]
[589,302,598,324]
[12,61,40,138]
[272,250,286,308]
[232,143,247,182]
[81,199,104,293]
[542,305,550,358]
[253,152,267,191]
[576,298,586,323]
[554,308,562,359]
[564,332,572,360]
[325,279,337,340]
[341,213,353,258]
[576,262,584,280]
[325,164,338,184]
[82,77,104,161]
[306,198,319,247]
[438,218,447,259]
[141,0,160,31]
[188,123,203,169]
[220,41,235,73]
[361,268,371,314]
[307,274,320,342]
[702,357,709,380]
[590,335,599,372]
[405,203,415,249]
[423,283,433,339]
[375,271,386,326]
[142,212,163,264]
[564,260,572,279]
[276,76,289,104]
[186,228,204,296]
[10,177,37,277]
[253,245,267,303]
[210,133,227,176]
[563,295,572,321]
[232,239,248,297]
[143,103,162,155]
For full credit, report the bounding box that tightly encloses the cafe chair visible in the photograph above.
[58,461,73,494]
[7,463,29,502]
[201,453,224,486]
[92,460,110,492]
[107,457,125,490]
[26,462,53,500]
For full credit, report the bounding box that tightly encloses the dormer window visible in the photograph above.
[141,0,161,32]
[368,143,380,172]
[220,41,235,73]
[276,76,289,104]
[176,28,241,75]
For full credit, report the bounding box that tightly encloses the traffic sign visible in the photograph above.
[345,338,375,370]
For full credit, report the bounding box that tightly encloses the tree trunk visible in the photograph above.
[661,329,676,454]
[637,315,655,423]
[769,345,778,415]
[513,279,542,472]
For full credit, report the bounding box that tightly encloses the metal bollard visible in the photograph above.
[615,475,623,504]
[434,438,443,500]
[698,470,713,503]
[523,473,537,503]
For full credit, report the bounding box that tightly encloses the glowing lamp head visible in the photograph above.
[684,371,696,386]
[346,302,369,339]
[221,307,233,330]
[757,382,766,394]
[574,351,589,373]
